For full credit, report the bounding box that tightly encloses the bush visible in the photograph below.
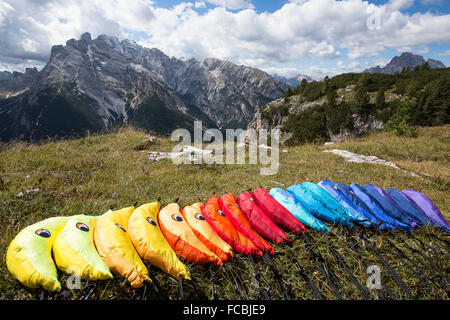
[325,102,354,134]
[385,114,417,137]
[282,87,294,99]
[303,81,325,101]
[384,98,418,137]
[283,105,328,144]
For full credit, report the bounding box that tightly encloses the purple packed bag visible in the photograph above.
[401,190,449,228]
[372,185,418,227]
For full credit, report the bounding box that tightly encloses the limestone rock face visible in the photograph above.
[247,95,326,133]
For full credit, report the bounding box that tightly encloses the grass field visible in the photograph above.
[0,125,448,300]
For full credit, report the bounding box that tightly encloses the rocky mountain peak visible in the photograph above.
[388,52,425,70]
[365,52,446,74]
[97,34,121,48]
[427,58,446,69]
[80,32,92,43]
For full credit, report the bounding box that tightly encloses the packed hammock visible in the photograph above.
[6,181,448,293]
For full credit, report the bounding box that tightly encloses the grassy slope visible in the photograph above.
[0,125,448,300]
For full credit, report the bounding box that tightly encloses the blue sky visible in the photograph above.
[1,0,449,79]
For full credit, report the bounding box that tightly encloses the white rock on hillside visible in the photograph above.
[323,149,420,177]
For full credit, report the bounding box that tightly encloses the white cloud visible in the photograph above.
[206,0,254,10]
[0,0,156,70]
[370,58,391,67]
[1,0,449,76]
[387,0,415,11]
[92,0,155,33]
[396,46,429,54]
[194,1,206,8]
[262,66,302,78]
[288,0,309,4]
[262,59,368,80]
[303,61,367,79]
[437,49,450,56]
[0,2,14,28]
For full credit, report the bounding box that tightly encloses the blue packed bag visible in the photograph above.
[269,187,330,232]
[349,184,412,231]
[318,180,372,227]
[335,183,394,230]
[286,184,354,227]
[302,182,359,222]
[385,188,435,226]
[363,184,417,228]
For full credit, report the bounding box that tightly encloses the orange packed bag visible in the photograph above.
[201,195,262,256]
[181,202,234,262]
[158,203,222,266]
[220,192,274,254]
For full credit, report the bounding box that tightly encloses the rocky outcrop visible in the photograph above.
[322,149,419,177]
[327,114,384,143]
[247,88,383,145]
[247,95,326,133]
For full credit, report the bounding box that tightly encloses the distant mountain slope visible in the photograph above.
[134,48,288,128]
[0,71,13,81]
[0,68,38,95]
[0,33,287,141]
[272,74,313,87]
[365,52,446,74]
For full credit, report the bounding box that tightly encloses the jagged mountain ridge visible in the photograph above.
[365,52,446,74]
[119,44,288,127]
[0,32,287,141]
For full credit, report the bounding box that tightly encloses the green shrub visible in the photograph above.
[283,105,328,144]
[384,98,418,137]
[385,114,417,137]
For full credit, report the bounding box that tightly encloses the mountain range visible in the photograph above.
[365,52,446,74]
[0,32,287,141]
[1,35,447,142]
[272,74,314,87]
[271,52,446,87]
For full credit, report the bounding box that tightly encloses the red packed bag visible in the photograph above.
[202,195,262,255]
[252,188,306,235]
[237,191,291,244]
[220,192,274,254]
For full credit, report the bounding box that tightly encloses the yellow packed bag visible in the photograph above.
[94,206,151,288]
[53,214,113,280]
[6,216,70,292]
[128,202,191,280]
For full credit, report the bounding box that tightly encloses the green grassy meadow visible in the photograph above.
[0,125,448,300]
